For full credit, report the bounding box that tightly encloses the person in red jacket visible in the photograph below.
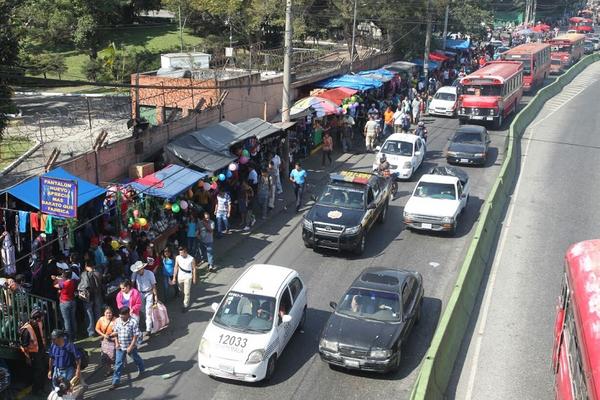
[53,268,77,340]
[116,279,142,322]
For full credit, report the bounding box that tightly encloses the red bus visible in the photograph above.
[548,33,586,74]
[501,43,551,92]
[569,17,594,33]
[553,240,600,400]
[457,61,523,129]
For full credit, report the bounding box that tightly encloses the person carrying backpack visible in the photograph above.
[78,260,103,337]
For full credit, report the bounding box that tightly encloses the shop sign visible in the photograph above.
[40,177,78,218]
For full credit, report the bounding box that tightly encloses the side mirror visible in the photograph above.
[281,314,292,323]
[415,151,421,156]
[310,195,317,202]
[329,301,338,310]
[375,146,381,151]
[461,193,467,198]
[211,302,219,312]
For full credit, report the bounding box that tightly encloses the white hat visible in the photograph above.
[0,278,6,286]
[56,262,70,271]
[130,261,147,273]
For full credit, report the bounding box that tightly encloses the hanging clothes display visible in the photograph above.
[18,211,28,233]
[30,212,40,231]
[1,232,16,275]
[45,215,53,234]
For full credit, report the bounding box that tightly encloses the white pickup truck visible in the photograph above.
[403,166,470,235]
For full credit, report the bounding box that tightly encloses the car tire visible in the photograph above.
[494,114,503,130]
[390,349,402,372]
[297,307,307,332]
[377,202,388,224]
[303,241,312,249]
[450,222,458,236]
[264,355,277,381]
[354,233,366,255]
[415,299,423,325]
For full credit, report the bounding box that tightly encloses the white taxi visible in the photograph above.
[428,86,459,117]
[198,264,307,382]
[373,133,426,180]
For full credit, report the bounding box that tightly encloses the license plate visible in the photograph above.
[219,364,234,373]
[422,223,432,229]
[460,158,469,163]
[345,360,360,368]
[472,116,484,120]
[485,117,493,121]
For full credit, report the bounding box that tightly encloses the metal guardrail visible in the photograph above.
[0,289,59,358]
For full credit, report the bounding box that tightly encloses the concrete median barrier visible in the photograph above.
[410,53,600,400]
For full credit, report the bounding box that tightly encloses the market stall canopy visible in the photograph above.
[290,96,340,119]
[429,51,450,62]
[357,68,395,82]
[516,28,533,35]
[129,164,206,199]
[316,74,383,90]
[316,87,358,105]
[5,167,105,210]
[412,58,441,70]
[383,61,417,75]
[532,24,550,32]
[444,38,471,50]
[165,121,244,172]
[235,118,283,140]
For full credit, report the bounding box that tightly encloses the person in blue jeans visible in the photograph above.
[48,329,81,389]
[214,191,231,237]
[198,211,216,272]
[160,248,178,299]
[289,162,307,212]
[110,306,144,390]
[185,213,198,257]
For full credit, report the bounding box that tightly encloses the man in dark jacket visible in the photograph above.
[78,260,103,337]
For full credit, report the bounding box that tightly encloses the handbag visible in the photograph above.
[77,288,90,302]
[150,302,169,334]
[99,321,115,363]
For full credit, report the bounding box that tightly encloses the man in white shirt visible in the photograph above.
[271,153,283,194]
[172,246,197,312]
[130,261,157,336]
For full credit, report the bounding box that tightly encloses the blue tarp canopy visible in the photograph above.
[444,38,471,50]
[129,164,207,199]
[6,167,105,210]
[357,68,395,82]
[316,74,383,90]
[412,58,441,69]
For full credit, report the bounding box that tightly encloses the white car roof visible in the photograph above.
[435,86,458,95]
[384,133,420,144]
[418,174,459,184]
[231,264,297,298]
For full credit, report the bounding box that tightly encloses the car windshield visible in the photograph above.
[318,185,365,209]
[434,92,456,101]
[453,131,482,143]
[463,85,502,96]
[337,288,401,322]
[213,291,276,333]
[382,140,413,157]
[414,182,456,200]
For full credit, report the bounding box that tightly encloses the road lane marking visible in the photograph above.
[463,65,600,400]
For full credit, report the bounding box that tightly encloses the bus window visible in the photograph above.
[464,85,502,96]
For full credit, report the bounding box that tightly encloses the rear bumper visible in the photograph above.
[447,155,486,165]
[319,350,395,372]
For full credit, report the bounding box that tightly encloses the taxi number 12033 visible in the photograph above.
[218,334,248,348]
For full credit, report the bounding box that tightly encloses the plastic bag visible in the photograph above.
[150,302,169,334]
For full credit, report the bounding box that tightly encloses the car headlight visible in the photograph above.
[246,349,265,364]
[474,153,485,158]
[402,161,412,169]
[447,151,458,157]
[370,348,392,359]
[442,216,455,224]
[198,337,210,356]
[403,212,415,219]
[303,218,313,231]
[345,225,361,235]
[319,338,339,352]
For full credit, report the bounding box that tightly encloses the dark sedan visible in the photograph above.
[318,267,424,373]
[446,125,490,166]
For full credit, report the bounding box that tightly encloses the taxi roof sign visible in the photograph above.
[330,171,372,185]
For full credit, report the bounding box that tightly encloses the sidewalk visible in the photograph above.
[72,139,368,399]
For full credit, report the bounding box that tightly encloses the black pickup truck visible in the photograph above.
[302,171,392,255]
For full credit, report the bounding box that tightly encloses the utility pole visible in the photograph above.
[524,0,531,26]
[350,0,358,72]
[423,0,433,79]
[532,0,537,25]
[178,3,184,52]
[282,0,293,123]
[442,2,450,50]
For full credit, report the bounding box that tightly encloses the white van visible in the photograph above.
[198,264,307,382]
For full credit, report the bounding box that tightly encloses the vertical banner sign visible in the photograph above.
[40,177,78,218]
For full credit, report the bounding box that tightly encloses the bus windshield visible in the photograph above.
[463,85,502,96]
[551,45,572,53]
[504,56,532,75]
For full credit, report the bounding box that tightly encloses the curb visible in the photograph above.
[409,53,600,400]
[0,140,42,177]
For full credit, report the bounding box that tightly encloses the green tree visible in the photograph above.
[47,54,67,79]
[81,58,103,81]
[0,0,20,140]
[74,13,101,59]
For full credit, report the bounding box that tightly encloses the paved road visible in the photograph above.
[83,113,507,400]
[450,61,600,400]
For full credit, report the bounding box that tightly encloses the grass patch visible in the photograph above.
[37,24,205,81]
[0,137,34,169]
